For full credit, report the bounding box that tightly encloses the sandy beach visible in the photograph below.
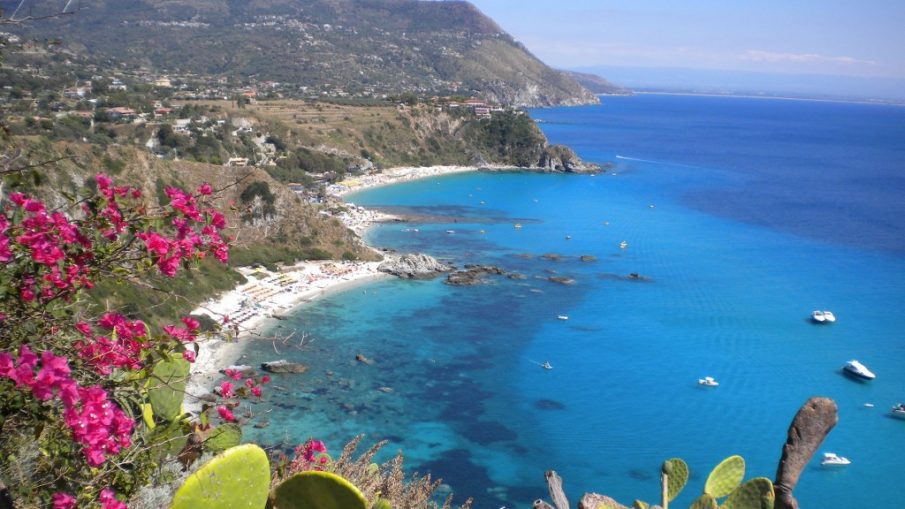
[328,164,509,197]
[184,164,486,411]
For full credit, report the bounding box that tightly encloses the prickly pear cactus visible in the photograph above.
[272,471,368,509]
[169,444,271,509]
[688,493,718,509]
[703,455,745,499]
[661,458,688,502]
[204,423,242,453]
[148,355,190,421]
[721,477,774,509]
[632,500,650,509]
[371,498,392,509]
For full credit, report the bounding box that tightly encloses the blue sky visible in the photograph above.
[468,1,905,81]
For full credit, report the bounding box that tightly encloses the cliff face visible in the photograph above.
[2,0,600,107]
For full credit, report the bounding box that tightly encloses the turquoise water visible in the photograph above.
[244,95,905,508]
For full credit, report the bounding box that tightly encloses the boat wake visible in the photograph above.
[615,155,699,169]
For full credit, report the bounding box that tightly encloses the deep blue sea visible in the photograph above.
[243,95,905,508]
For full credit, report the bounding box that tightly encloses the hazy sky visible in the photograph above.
[468,0,905,79]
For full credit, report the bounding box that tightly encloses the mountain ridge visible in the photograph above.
[2,0,601,107]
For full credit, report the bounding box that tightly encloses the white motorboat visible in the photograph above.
[619,240,628,249]
[822,310,836,323]
[446,230,455,234]
[513,223,522,229]
[811,310,826,323]
[541,361,553,370]
[820,452,851,466]
[698,376,719,387]
[891,403,905,419]
[843,360,876,380]
[557,315,569,320]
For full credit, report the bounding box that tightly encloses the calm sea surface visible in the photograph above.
[243,95,905,508]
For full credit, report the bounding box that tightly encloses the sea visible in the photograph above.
[242,94,905,508]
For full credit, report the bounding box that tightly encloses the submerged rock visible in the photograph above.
[539,253,562,261]
[547,276,576,285]
[261,360,308,374]
[579,255,597,262]
[378,253,452,279]
[445,265,506,286]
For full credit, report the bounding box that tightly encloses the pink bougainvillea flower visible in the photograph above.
[98,488,127,509]
[260,375,270,385]
[244,378,254,388]
[51,492,76,509]
[251,386,262,398]
[219,381,233,398]
[217,405,235,422]
[197,183,213,195]
[182,350,196,363]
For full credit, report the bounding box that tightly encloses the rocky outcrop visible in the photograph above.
[536,145,601,174]
[445,265,506,286]
[774,397,838,509]
[378,253,453,279]
[261,360,308,374]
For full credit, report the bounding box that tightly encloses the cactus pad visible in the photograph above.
[660,458,688,501]
[169,444,271,509]
[688,493,718,509]
[721,477,774,509]
[148,355,190,421]
[632,500,649,509]
[704,455,745,498]
[204,423,242,453]
[273,471,368,509]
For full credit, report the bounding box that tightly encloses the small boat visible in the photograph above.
[891,403,905,419]
[446,230,455,234]
[820,452,851,467]
[811,310,826,323]
[823,311,836,323]
[541,361,553,370]
[556,315,569,320]
[698,376,719,387]
[565,235,572,240]
[479,229,486,235]
[619,240,628,249]
[843,360,876,380]
[513,223,522,229]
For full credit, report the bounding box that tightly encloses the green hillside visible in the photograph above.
[2,0,600,106]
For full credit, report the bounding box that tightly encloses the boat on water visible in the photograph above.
[446,230,455,234]
[513,223,522,229]
[823,310,836,323]
[698,376,719,387]
[891,403,905,419]
[542,361,553,370]
[557,315,569,320]
[619,240,628,249]
[811,310,826,323]
[821,452,851,466]
[565,235,572,240]
[843,360,876,380]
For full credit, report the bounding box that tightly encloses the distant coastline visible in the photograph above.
[631,90,905,107]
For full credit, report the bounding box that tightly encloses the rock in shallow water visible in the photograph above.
[261,360,308,373]
[378,253,452,279]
